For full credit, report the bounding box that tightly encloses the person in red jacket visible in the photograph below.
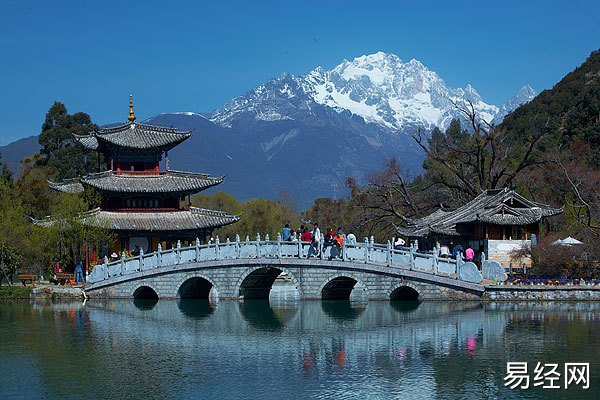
[301,228,312,242]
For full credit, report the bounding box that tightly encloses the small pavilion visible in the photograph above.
[397,188,563,266]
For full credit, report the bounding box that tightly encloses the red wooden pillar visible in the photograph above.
[85,242,89,273]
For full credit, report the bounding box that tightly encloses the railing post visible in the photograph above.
[277,233,282,258]
[195,238,200,261]
[386,240,391,266]
[298,237,302,258]
[343,237,347,261]
[176,240,181,264]
[120,251,126,276]
[103,256,109,280]
[157,244,163,267]
[139,248,144,271]
[364,238,369,264]
[319,236,324,260]
[256,233,261,258]
[215,236,220,260]
[236,234,241,258]
[433,249,438,275]
[409,246,414,270]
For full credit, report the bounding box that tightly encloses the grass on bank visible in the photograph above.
[0,286,32,299]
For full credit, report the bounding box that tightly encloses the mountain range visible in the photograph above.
[0,52,536,206]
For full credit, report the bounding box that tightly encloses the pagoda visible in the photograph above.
[42,95,239,255]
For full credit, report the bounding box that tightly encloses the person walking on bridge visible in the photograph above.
[452,243,464,259]
[312,223,321,256]
[301,227,312,242]
[282,224,292,241]
[346,231,357,245]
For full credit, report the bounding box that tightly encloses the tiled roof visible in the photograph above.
[33,207,240,232]
[398,188,563,237]
[48,170,223,195]
[73,134,98,150]
[47,178,84,193]
[74,121,191,150]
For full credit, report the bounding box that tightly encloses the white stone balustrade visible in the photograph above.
[88,235,472,284]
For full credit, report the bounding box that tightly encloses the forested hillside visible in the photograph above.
[501,49,600,164]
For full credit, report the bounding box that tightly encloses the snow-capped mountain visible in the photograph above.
[142,53,537,206]
[209,52,523,134]
[492,85,537,124]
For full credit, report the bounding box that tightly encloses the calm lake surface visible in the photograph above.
[1,286,599,399]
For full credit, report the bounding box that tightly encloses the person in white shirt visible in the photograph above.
[347,232,357,245]
[312,223,321,255]
[394,237,405,250]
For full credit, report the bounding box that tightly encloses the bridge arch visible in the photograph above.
[234,265,302,300]
[318,273,369,300]
[132,283,160,299]
[390,282,421,301]
[175,274,220,299]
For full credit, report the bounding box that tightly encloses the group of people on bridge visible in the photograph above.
[281,223,357,259]
[413,238,475,263]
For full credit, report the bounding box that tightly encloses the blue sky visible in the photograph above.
[1,0,599,144]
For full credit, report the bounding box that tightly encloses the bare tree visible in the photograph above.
[413,99,549,198]
[347,159,423,238]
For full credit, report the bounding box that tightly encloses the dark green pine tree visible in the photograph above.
[0,152,13,184]
[38,102,102,180]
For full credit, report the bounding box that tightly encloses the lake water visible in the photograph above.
[1,286,599,399]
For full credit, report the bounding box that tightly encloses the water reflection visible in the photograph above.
[177,299,215,320]
[321,300,367,321]
[133,297,159,310]
[238,299,298,331]
[3,300,600,399]
[389,300,421,313]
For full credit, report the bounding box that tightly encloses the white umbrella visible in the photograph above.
[552,236,584,246]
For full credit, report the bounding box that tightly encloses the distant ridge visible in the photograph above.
[1,51,539,206]
[0,135,41,173]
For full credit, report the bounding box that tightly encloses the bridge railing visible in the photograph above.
[88,234,463,284]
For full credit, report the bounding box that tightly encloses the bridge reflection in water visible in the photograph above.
[14,299,600,399]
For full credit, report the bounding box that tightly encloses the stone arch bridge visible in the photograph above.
[85,235,485,301]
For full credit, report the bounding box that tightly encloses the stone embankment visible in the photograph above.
[21,284,600,301]
[30,285,85,300]
[484,285,600,300]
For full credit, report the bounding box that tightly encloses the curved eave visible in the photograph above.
[94,133,191,151]
[32,208,240,232]
[90,121,192,151]
[47,179,84,193]
[73,134,99,150]
[80,171,225,196]
[84,208,239,231]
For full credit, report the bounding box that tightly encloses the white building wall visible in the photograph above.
[485,239,532,268]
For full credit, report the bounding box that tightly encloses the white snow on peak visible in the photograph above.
[299,51,498,131]
[492,84,537,124]
[209,51,534,133]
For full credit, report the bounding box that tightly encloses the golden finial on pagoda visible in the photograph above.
[128,94,136,122]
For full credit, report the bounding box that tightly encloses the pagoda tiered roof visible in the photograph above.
[48,170,224,196]
[74,121,191,152]
[33,207,240,232]
[398,188,563,237]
